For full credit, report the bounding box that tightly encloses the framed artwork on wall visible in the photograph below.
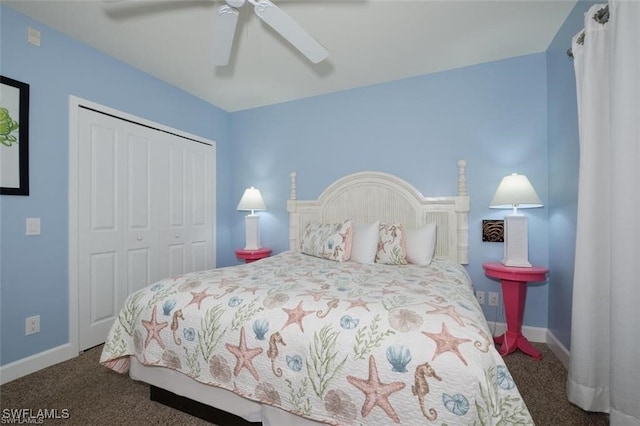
[1,75,30,195]
[482,219,504,242]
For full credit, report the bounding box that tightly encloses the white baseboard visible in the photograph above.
[486,321,548,343]
[0,343,78,385]
[545,330,570,369]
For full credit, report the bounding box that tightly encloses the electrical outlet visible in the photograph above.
[476,291,485,305]
[26,315,40,335]
[488,292,500,307]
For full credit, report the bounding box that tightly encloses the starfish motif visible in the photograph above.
[347,298,370,312]
[422,322,471,366]
[225,327,263,381]
[281,301,315,332]
[186,289,214,309]
[142,305,168,349]
[241,286,260,295]
[425,303,468,327]
[347,355,405,423]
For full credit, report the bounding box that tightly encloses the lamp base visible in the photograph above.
[502,215,532,268]
[244,215,262,251]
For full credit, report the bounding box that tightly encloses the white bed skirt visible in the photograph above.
[130,357,323,426]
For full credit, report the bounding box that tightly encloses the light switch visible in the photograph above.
[26,218,41,236]
[28,27,41,47]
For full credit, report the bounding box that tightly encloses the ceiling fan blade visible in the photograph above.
[212,5,240,66]
[252,0,328,64]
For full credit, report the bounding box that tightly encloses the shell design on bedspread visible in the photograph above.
[162,299,176,316]
[256,382,281,405]
[386,345,412,373]
[286,355,303,372]
[443,393,470,416]
[183,327,196,342]
[388,308,423,332]
[497,365,516,390]
[252,319,269,340]
[162,350,181,369]
[178,279,201,292]
[263,292,289,309]
[228,296,242,307]
[339,314,359,329]
[209,355,232,382]
[324,389,357,423]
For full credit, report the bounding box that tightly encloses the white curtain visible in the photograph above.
[568,1,640,425]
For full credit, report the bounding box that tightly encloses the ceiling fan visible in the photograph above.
[104,0,329,67]
[213,0,328,66]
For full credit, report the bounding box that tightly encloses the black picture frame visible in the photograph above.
[482,219,504,242]
[1,75,30,195]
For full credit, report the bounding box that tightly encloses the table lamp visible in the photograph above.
[237,186,266,250]
[490,173,542,267]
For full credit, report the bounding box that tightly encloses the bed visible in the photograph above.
[100,161,533,425]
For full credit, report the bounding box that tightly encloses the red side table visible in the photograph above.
[235,247,272,263]
[482,262,548,360]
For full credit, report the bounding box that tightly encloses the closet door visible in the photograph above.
[76,107,214,350]
[155,135,214,279]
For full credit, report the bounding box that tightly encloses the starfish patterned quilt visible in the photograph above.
[100,251,532,425]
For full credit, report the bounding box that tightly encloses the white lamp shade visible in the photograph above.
[490,174,542,210]
[237,187,266,213]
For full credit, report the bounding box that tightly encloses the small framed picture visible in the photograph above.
[482,220,504,242]
[1,75,30,195]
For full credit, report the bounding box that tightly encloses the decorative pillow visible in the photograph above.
[405,222,437,265]
[375,223,407,265]
[350,221,380,264]
[301,220,353,262]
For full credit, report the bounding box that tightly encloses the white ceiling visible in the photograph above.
[5,0,576,112]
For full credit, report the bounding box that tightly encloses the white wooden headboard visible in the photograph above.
[287,160,470,264]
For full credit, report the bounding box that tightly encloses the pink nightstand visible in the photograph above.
[482,262,548,360]
[235,247,272,263]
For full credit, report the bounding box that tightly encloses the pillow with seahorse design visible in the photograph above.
[301,220,353,262]
[376,222,408,265]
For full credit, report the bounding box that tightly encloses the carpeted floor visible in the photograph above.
[0,342,609,425]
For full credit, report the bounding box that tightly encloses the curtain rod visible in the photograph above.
[567,5,609,58]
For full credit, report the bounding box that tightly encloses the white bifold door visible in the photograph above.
[75,106,215,350]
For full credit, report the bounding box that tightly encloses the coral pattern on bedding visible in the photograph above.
[100,252,532,425]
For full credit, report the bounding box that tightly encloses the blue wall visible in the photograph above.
[546,0,598,350]
[0,6,231,365]
[230,53,550,328]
